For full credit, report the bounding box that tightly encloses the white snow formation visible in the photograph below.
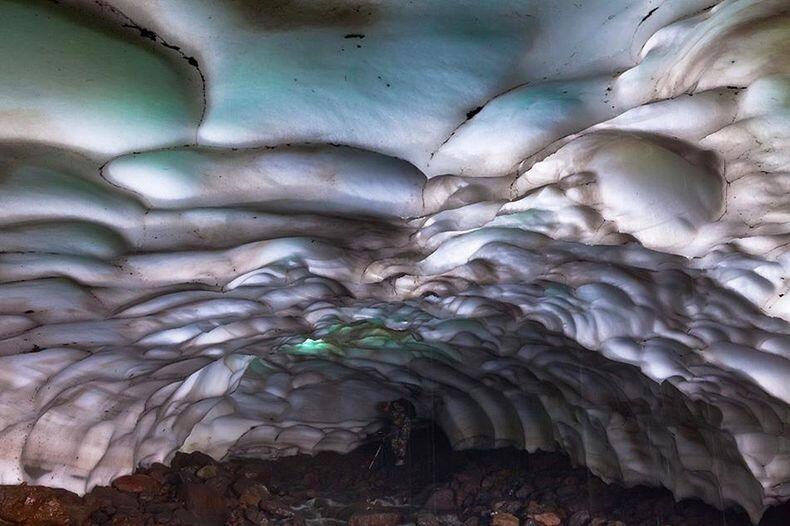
[0,0,788,521]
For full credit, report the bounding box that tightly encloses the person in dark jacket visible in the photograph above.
[377,398,416,466]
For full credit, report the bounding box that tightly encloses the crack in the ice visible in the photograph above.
[89,1,208,142]
[638,6,660,27]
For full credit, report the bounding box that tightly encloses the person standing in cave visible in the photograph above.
[377,398,416,467]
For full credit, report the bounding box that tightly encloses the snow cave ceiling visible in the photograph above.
[0,0,788,522]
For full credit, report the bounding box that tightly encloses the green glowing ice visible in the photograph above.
[275,320,459,364]
[289,338,335,356]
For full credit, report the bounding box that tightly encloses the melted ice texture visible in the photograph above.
[0,0,788,521]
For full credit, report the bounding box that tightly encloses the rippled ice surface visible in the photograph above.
[0,0,787,522]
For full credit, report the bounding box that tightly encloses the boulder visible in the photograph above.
[491,511,519,526]
[112,474,161,495]
[349,509,404,526]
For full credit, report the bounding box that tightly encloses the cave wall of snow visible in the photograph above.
[0,0,788,522]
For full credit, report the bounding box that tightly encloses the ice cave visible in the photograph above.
[0,0,788,524]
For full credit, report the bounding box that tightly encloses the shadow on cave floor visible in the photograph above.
[0,423,787,525]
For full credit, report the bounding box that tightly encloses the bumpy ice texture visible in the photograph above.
[0,0,788,522]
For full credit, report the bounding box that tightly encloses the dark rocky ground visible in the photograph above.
[0,425,787,526]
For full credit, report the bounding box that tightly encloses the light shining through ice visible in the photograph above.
[0,0,788,522]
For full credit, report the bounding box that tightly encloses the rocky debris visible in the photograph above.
[348,509,403,526]
[491,511,519,526]
[112,474,162,495]
[182,482,228,523]
[528,511,562,526]
[0,427,785,525]
[568,510,591,526]
[196,465,220,480]
[425,487,455,512]
[415,512,442,526]
[0,485,87,525]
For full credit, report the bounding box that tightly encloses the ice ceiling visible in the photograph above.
[0,0,788,521]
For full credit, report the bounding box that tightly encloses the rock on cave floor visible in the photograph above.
[0,426,788,526]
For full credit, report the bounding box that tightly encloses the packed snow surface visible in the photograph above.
[0,0,788,522]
